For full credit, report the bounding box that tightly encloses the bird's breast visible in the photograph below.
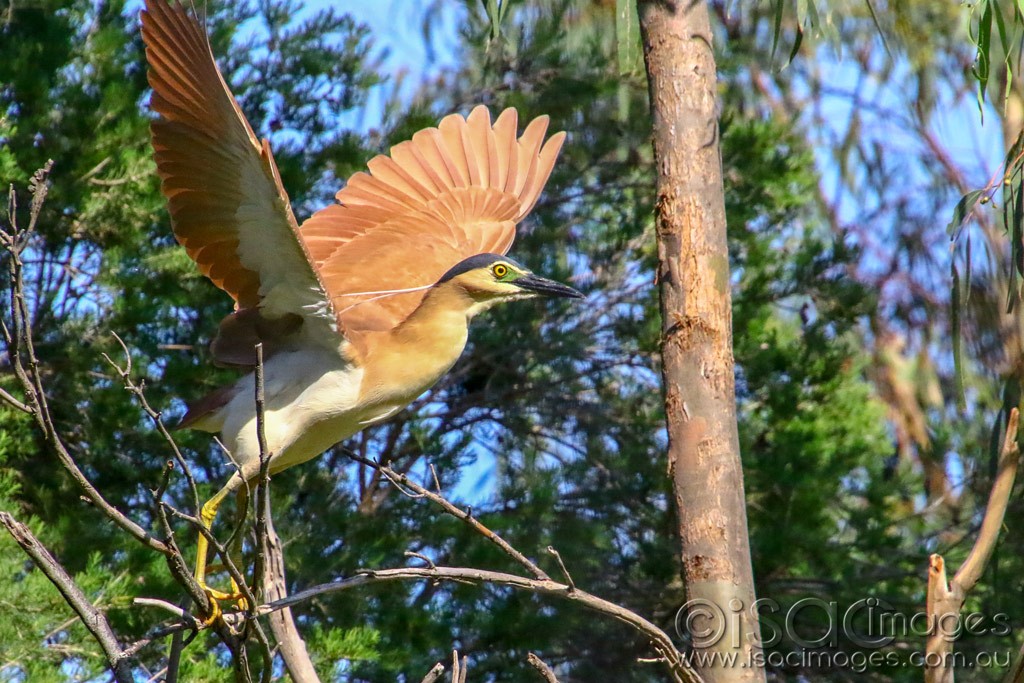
[357,309,470,409]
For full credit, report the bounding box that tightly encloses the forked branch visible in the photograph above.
[926,408,1021,683]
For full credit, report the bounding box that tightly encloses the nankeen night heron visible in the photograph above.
[140,1,580,612]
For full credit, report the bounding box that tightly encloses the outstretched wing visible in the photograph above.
[143,1,566,365]
[300,106,566,355]
[141,0,336,365]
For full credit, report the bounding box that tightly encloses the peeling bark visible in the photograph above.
[638,1,765,681]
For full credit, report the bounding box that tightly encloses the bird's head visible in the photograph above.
[437,253,582,315]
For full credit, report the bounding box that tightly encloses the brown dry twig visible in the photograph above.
[347,453,551,581]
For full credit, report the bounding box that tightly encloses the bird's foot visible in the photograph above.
[199,568,250,621]
[199,586,250,626]
[199,585,224,626]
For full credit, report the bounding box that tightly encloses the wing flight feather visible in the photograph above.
[141,0,336,366]
[299,106,566,355]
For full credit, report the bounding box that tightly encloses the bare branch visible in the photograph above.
[260,508,321,682]
[452,650,467,683]
[953,408,1021,590]
[0,384,32,413]
[527,652,560,683]
[133,597,202,627]
[0,512,134,683]
[419,662,445,683]
[238,565,700,683]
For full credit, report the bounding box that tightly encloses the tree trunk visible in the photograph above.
[638,2,765,681]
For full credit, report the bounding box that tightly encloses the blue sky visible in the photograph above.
[308,0,463,131]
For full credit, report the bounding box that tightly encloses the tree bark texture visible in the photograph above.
[638,2,765,681]
[261,507,321,683]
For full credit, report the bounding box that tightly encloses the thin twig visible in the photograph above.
[216,438,253,555]
[103,332,200,514]
[248,343,276,680]
[153,460,174,502]
[251,343,271,605]
[146,464,212,616]
[346,453,551,581]
[405,550,437,570]
[133,597,202,627]
[122,618,199,660]
[546,546,576,593]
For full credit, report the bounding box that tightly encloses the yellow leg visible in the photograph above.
[228,486,250,611]
[195,482,240,621]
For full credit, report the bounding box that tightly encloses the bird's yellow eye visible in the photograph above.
[492,263,509,278]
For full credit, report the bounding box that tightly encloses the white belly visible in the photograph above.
[215,347,367,479]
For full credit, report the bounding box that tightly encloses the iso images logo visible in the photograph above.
[674,597,1013,672]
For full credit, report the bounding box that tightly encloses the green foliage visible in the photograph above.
[172,631,233,682]
[0,471,132,682]
[307,625,381,681]
[0,118,20,184]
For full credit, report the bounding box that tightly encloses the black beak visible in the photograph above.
[515,273,584,299]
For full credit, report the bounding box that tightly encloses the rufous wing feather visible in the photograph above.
[142,0,336,367]
[299,105,566,356]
